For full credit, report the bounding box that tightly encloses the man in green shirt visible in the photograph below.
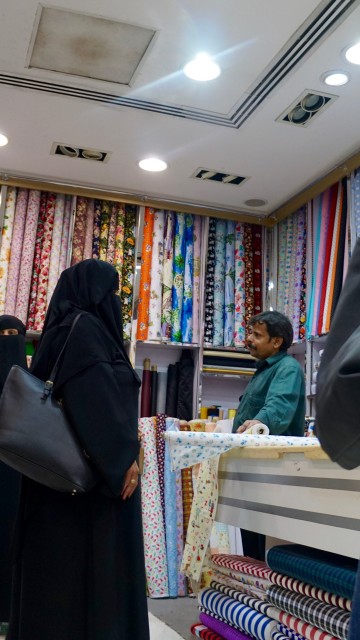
[232,310,305,561]
[232,310,305,436]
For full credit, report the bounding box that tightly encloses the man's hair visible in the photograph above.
[249,310,293,351]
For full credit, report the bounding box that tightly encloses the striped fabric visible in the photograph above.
[269,571,351,611]
[279,612,338,640]
[211,570,267,600]
[266,545,357,600]
[272,632,290,640]
[212,554,272,579]
[210,581,280,618]
[278,622,314,640]
[190,622,223,640]
[210,562,271,592]
[266,586,349,640]
[199,611,254,639]
[199,588,277,640]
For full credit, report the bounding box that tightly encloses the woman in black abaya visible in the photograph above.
[0,316,27,629]
[8,260,150,640]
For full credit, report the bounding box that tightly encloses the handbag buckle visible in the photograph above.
[42,380,53,400]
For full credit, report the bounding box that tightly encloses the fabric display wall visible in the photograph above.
[0,186,73,329]
[190,546,356,640]
[71,197,137,339]
[204,219,263,348]
[272,207,307,343]
[350,168,360,244]
[138,415,190,598]
[305,179,349,339]
[136,208,202,344]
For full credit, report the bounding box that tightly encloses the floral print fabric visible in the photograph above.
[172,213,186,342]
[148,210,164,340]
[137,207,155,340]
[4,188,28,315]
[0,186,17,314]
[15,190,41,324]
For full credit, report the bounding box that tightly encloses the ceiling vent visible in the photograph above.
[277,90,338,127]
[192,168,248,186]
[51,143,111,162]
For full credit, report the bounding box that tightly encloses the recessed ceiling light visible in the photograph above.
[322,70,350,86]
[0,133,9,147]
[345,42,360,65]
[138,157,167,172]
[183,53,221,82]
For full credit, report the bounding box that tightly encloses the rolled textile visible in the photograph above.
[279,612,338,640]
[138,417,168,597]
[234,223,246,346]
[150,365,158,416]
[113,204,125,288]
[92,200,101,259]
[193,215,201,343]
[83,198,94,260]
[213,219,226,346]
[204,218,216,344]
[140,358,151,418]
[33,192,56,330]
[71,196,87,264]
[266,586,349,640]
[176,350,194,421]
[210,581,280,619]
[277,622,315,640]
[245,423,269,435]
[165,417,181,597]
[165,363,179,417]
[137,207,155,340]
[224,220,235,347]
[4,187,28,315]
[106,203,117,264]
[155,414,166,526]
[58,195,72,276]
[212,555,271,580]
[0,186,17,314]
[191,622,224,640]
[244,224,254,326]
[161,211,174,339]
[211,570,267,600]
[99,200,111,261]
[171,212,186,342]
[156,371,167,415]
[199,588,277,640]
[148,209,164,340]
[121,205,136,340]
[272,632,291,640]
[26,191,48,329]
[14,189,41,324]
[269,570,351,611]
[252,225,262,314]
[266,545,357,600]
[181,214,194,343]
[199,611,261,640]
[176,454,186,596]
[210,564,271,593]
[46,193,65,305]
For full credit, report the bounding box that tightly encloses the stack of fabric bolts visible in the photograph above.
[190,545,356,640]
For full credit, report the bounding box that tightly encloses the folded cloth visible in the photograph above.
[199,611,256,640]
[266,545,357,600]
[266,585,350,640]
[190,622,224,640]
[277,622,312,640]
[210,580,281,619]
[278,612,339,640]
[211,570,268,599]
[212,554,272,579]
[269,570,351,611]
[210,562,271,591]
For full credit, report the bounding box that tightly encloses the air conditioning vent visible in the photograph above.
[277,90,338,127]
[51,143,111,162]
[192,168,248,185]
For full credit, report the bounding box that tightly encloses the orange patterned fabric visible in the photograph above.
[136,207,155,340]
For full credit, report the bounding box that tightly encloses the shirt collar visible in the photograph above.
[255,350,287,370]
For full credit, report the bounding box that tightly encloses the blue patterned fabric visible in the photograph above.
[351,168,360,240]
[349,560,360,640]
[199,588,277,640]
[171,213,186,342]
[266,544,357,600]
[204,218,216,344]
[277,623,307,640]
[164,417,180,596]
[213,220,226,346]
[181,214,193,343]
[224,220,235,346]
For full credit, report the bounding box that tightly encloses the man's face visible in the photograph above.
[246,322,283,360]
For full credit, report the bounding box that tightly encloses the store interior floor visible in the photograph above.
[148,595,199,640]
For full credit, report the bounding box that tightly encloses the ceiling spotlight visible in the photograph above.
[345,42,360,65]
[183,53,221,81]
[138,157,167,172]
[0,133,9,147]
[322,70,350,86]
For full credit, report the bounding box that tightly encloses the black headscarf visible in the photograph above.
[0,315,27,395]
[31,259,134,388]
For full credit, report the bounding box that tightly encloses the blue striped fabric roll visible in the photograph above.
[277,623,307,640]
[199,588,277,640]
[210,581,277,617]
[271,632,290,640]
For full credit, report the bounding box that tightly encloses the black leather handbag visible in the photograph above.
[0,314,98,494]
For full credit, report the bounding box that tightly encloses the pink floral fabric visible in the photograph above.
[33,193,56,331]
[5,188,28,315]
[0,186,17,314]
[58,195,72,277]
[138,416,169,597]
[234,223,246,345]
[114,205,125,289]
[83,199,94,260]
[15,190,41,324]
[99,201,110,261]
[27,191,48,329]
[71,197,87,265]
[106,204,117,264]
[47,194,65,306]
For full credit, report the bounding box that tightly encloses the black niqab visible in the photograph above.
[0,315,27,395]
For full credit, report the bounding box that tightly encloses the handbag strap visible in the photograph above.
[42,313,83,399]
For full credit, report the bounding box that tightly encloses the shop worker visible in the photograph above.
[232,310,305,561]
[232,310,305,436]
[0,315,27,633]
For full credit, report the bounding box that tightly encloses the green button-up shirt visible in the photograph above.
[232,351,305,436]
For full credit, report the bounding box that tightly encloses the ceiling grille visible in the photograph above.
[193,168,247,185]
[51,142,111,162]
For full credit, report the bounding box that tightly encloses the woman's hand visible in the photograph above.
[121,460,140,499]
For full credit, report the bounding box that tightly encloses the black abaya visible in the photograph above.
[8,261,149,640]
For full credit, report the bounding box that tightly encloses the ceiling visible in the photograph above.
[0,0,360,220]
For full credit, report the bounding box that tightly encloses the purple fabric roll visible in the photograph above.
[199,612,250,640]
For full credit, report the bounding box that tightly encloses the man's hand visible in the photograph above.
[121,460,140,500]
[236,419,261,434]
